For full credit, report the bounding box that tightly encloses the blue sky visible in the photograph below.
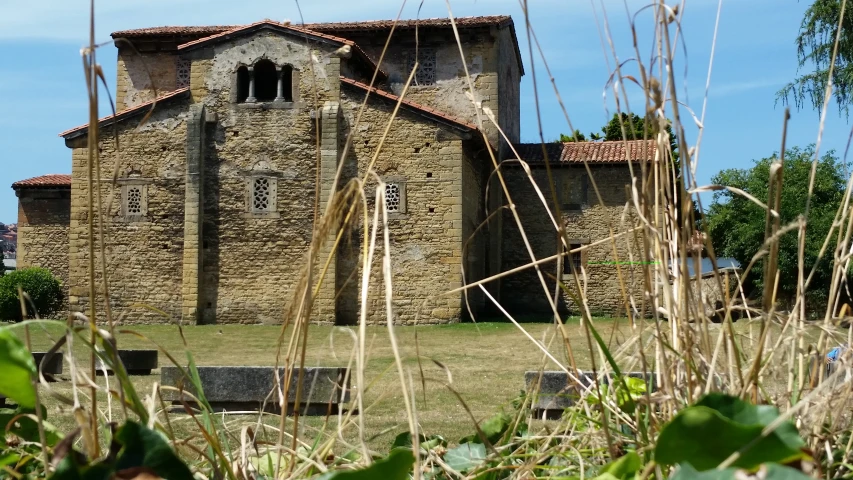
[0,0,848,223]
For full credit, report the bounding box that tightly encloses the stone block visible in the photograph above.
[524,370,657,419]
[96,350,158,375]
[33,352,63,381]
[160,366,350,415]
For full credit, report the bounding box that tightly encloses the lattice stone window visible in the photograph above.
[120,182,148,219]
[247,176,277,215]
[384,179,407,215]
[407,48,436,86]
[176,58,191,88]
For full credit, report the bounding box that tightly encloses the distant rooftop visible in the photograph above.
[510,140,657,164]
[11,174,72,189]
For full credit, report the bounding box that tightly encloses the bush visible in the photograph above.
[0,267,63,322]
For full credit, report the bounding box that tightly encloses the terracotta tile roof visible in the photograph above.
[509,140,657,164]
[12,174,72,189]
[176,20,386,80]
[109,15,524,75]
[339,77,477,132]
[111,25,234,38]
[59,87,190,139]
[303,15,514,31]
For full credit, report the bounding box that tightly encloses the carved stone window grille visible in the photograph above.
[127,187,142,214]
[253,177,271,211]
[407,48,436,86]
[385,183,401,213]
[176,58,191,88]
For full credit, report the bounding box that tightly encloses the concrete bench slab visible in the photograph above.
[160,366,350,415]
[524,370,657,419]
[96,350,158,375]
[33,352,63,381]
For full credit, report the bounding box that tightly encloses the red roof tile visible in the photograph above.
[59,87,190,139]
[510,140,657,164]
[112,25,235,38]
[109,16,524,75]
[339,77,478,131]
[12,174,72,189]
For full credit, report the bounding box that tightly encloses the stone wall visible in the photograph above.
[501,164,647,317]
[337,87,479,324]
[67,102,190,323]
[116,52,180,111]
[342,25,518,150]
[15,188,71,298]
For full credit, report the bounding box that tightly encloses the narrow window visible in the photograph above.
[236,66,250,102]
[176,58,191,88]
[563,243,586,275]
[277,65,294,102]
[254,60,277,102]
[120,182,147,219]
[126,186,142,214]
[385,183,401,213]
[407,48,436,86]
[253,177,271,212]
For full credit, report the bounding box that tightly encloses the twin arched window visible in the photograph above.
[236,60,294,103]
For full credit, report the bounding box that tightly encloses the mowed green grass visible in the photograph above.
[9,317,837,454]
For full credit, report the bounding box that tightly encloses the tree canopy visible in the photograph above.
[560,112,678,160]
[777,0,853,115]
[706,145,847,306]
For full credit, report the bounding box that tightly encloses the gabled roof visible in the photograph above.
[110,16,524,75]
[12,174,72,189]
[176,20,386,81]
[340,77,477,132]
[509,140,657,164]
[59,87,190,140]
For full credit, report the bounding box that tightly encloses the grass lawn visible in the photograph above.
[8,317,840,454]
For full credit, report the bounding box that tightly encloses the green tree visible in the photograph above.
[706,145,846,307]
[777,0,853,115]
[559,129,587,142]
[0,253,4,277]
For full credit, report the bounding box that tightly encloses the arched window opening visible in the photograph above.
[254,60,277,102]
[280,65,294,102]
[236,66,250,103]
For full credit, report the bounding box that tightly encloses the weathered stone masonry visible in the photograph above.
[16,16,656,325]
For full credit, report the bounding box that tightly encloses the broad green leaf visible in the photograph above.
[318,448,414,480]
[595,451,641,479]
[459,412,511,445]
[0,407,62,446]
[0,327,36,408]
[112,421,194,480]
[669,462,813,480]
[392,432,447,451]
[444,442,487,473]
[655,394,807,471]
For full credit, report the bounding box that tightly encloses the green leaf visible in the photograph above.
[318,448,414,480]
[392,432,447,451]
[669,462,814,480]
[595,451,641,479]
[444,442,487,473]
[0,407,62,446]
[655,394,807,471]
[0,327,36,408]
[459,412,511,445]
[112,421,194,480]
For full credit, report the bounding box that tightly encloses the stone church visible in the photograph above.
[12,15,654,325]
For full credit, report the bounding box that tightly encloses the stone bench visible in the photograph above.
[524,370,657,419]
[160,366,350,415]
[33,352,63,381]
[96,350,158,375]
